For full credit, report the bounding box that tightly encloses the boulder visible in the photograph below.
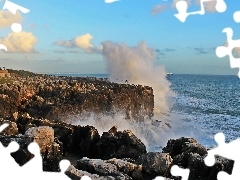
[162,137,207,167]
[106,158,143,180]
[136,152,172,178]
[76,158,132,179]
[96,127,146,160]
[66,165,116,180]
[24,126,63,171]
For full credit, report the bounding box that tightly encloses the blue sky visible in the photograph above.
[0,0,240,75]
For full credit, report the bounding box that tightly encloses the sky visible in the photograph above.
[0,0,240,75]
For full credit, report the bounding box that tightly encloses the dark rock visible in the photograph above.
[162,137,234,180]
[66,165,116,180]
[162,137,207,167]
[106,158,143,180]
[136,152,172,179]
[76,158,132,179]
[96,127,146,160]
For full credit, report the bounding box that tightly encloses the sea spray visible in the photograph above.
[101,41,174,117]
[66,41,178,151]
[65,112,175,151]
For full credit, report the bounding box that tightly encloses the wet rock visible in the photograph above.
[162,137,234,180]
[162,137,207,167]
[136,152,172,178]
[96,127,146,160]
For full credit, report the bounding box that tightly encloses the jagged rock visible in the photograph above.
[136,152,172,178]
[76,158,132,179]
[106,158,143,180]
[0,74,154,121]
[96,128,146,160]
[0,120,18,135]
[66,165,116,180]
[162,137,207,167]
[24,126,63,171]
[24,126,54,153]
[162,137,234,180]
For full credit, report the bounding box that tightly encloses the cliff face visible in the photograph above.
[0,75,154,121]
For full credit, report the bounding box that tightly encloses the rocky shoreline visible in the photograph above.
[0,71,234,179]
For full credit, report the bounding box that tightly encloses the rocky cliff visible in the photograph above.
[0,74,154,121]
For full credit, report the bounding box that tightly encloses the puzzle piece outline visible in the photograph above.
[174,0,227,22]
[0,123,73,180]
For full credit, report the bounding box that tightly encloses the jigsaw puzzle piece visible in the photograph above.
[216,28,240,77]
[0,123,9,132]
[3,0,30,15]
[171,165,190,180]
[0,44,7,51]
[174,0,227,22]
[215,0,227,13]
[205,133,240,179]
[20,142,43,175]
[81,175,92,180]
[233,11,240,23]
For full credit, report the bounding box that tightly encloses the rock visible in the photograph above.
[0,74,154,121]
[24,126,63,171]
[96,128,146,160]
[136,152,172,178]
[76,158,132,179]
[66,165,116,180]
[0,120,18,135]
[106,158,143,180]
[162,137,207,168]
[162,137,234,180]
[24,126,54,153]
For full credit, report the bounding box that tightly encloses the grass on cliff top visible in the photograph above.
[7,69,36,78]
[0,77,13,84]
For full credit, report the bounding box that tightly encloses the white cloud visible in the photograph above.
[0,31,37,53]
[54,33,102,54]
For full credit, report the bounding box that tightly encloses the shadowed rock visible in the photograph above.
[96,127,146,160]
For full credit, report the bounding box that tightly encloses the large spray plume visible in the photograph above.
[101,41,173,117]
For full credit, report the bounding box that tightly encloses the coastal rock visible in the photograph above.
[66,165,116,180]
[0,74,154,121]
[136,152,172,178]
[96,127,146,160]
[24,126,55,153]
[162,137,207,167]
[162,137,234,180]
[24,126,63,171]
[76,158,132,179]
[106,158,143,180]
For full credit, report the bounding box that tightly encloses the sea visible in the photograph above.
[51,73,240,149]
[167,74,240,148]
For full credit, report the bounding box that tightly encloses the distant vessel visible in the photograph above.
[167,73,173,75]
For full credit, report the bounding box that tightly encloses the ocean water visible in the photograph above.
[53,73,240,148]
[167,74,240,148]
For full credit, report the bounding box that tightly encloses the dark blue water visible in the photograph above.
[167,74,240,147]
